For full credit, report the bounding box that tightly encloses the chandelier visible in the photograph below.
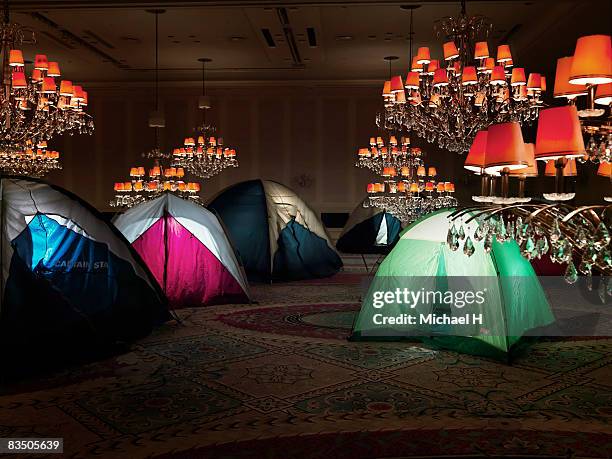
[171,58,238,179]
[111,165,201,208]
[376,1,541,154]
[110,9,201,209]
[451,33,612,288]
[357,133,457,224]
[0,0,93,177]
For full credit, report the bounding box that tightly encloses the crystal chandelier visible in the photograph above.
[171,58,238,179]
[109,9,201,209]
[376,1,541,154]
[111,165,201,208]
[0,0,93,177]
[357,133,457,224]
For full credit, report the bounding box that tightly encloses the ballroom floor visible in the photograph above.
[1,272,611,459]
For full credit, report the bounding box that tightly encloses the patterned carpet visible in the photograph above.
[1,274,611,458]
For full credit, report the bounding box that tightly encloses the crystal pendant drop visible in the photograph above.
[575,227,588,249]
[463,236,475,257]
[450,232,460,251]
[474,224,484,242]
[458,224,466,241]
[536,237,549,258]
[446,224,456,247]
[564,260,578,284]
[550,219,561,243]
[594,222,611,251]
[484,233,494,253]
[578,256,592,275]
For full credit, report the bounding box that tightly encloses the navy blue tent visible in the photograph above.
[0,177,168,370]
[208,180,342,282]
[336,198,402,254]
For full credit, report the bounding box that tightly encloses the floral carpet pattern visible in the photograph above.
[0,274,611,458]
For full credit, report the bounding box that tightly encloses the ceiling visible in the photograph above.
[8,0,612,85]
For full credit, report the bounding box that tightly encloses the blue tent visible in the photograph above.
[208,180,342,282]
[336,198,402,254]
[0,177,168,370]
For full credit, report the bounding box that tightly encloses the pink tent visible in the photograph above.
[113,193,250,308]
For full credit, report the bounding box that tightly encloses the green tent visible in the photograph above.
[351,209,555,360]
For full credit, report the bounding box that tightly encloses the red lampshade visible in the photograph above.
[411,56,423,72]
[595,82,612,105]
[540,76,547,92]
[569,34,612,85]
[426,59,440,75]
[535,105,585,160]
[526,73,541,90]
[510,68,526,86]
[405,71,420,89]
[544,158,577,177]
[510,143,539,177]
[496,44,512,63]
[72,85,85,102]
[484,122,529,173]
[490,66,506,85]
[597,162,611,178]
[390,75,404,93]
[464,130,487,173]
[34,54,49,70]
[553,57,588,99]
[432,68,449,87]
[443,41,459,60]
[47,61,61,77]
[416,47,431,65]
[461,66,478,85]
[41,77,56,94]
[474,41,489,59]
[9,49,24,67]
[11,71,27,89]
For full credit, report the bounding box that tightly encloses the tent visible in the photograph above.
[351,209,555,360]
[113,193,251,308]
[336,198,402,254]
[208,180,342,282]
[0,177,168,369]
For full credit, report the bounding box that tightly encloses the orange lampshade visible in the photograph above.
[597,161,611,177]
[47,61,61,77]
[553,56,588,99]
[409,183,419,193]
[405,71,420,89]
[464,130,488,173]
[484,122,529,173]
[535,105,585,160]
[490,66,506,85]
[390,75,404,93]
[595,82,612,105]
[436,182,445,193]
[544,158,577,177]
[400,166,410,176]
[444,182,454,192]
[9,49,24,67]
[416,46,431,64]
[382,80,393,98]
[394,89,406,103]
[417,165,426,177]
[504,59,514,68]
[432,68,449,87]
[397,182,406,192]
[114,183,124,192]
[510,143,539,177]
[59,80,73,96]
[461,66,478,85]
[428,166,437,177]
[426,59,439,75]
[382,167,397,177]
[496,44,512,63]
[526,73,541,90]
[569,34,612,85]
[511,68,526,86]
[72,85,85,101]
[41,77,56,94]
[474,41,489,59]
[443,41,459,60]
[411,57,423,72]
[31,69,42,82]
[11,71,26,89]
[482,58,495,73]
[367,183,375,193]
[540,76,547,92]
[34,54,48,70]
